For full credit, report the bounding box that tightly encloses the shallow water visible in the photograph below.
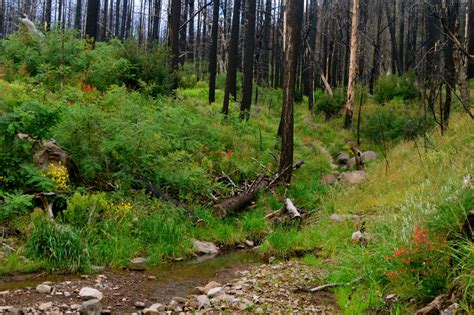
[0,250,261,304]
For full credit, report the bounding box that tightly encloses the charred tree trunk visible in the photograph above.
[0,0,4,38]
[114,0,120,37]
[369,0,382,93]
[307,0,317,111]
[152,0,161,41]
[208,0,219,103]
[222,0,242,115]
[278,0,304,184]
[344,0,360,129]
[102,0,108,40]
[384,1,401,75]
[45,0,52,31]
[240,0,257,120]
[85,0,100,40]
[170,0,182,82]
[120,0,127,39]
[442,0,458,126]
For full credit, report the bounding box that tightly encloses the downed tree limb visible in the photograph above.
[264,208,283,220]
[213,160,304,218]
[414,294,446,315]
[296,276,362,293]
[284,198,301,220]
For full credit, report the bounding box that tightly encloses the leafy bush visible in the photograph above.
[62,192,109,228]
[362,107,431,144]
[315,88,346,119]
[0,192,34,222]
[374,73,419,104]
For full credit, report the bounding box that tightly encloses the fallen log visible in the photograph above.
[284,198,301,220]
[414,294,447,315]
[213,160,304,218]
[296,276,362,293]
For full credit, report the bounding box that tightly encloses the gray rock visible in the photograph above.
[346,157,356,168]
[143,303,165,314]
[197,295,210,309]
[192,239,219,255]
[329,214,344,222]
[134,301,146,309]
[39,302,53,311]
[336,152,350,164]
[361,151,377,163]
[321,174,338,185]
[340,171,368,185]
[130,257,146,264]
[442,303,460,315]
[79,287,103,301]
[90,265,105,273]
[129,257,147,271]
[207,287,223,297]
[36,284,52,294]
[70,304,82,310]
[79,299,101,315]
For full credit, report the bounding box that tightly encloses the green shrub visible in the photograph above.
[0,192,34,222]
[315,88,346,119]
[26,211,88,271]
[374,73,418,104]
[62,192,109,228]
[362,107,430,144]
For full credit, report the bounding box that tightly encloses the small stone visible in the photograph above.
[268,256,275,264]
[147,275,157,280]
[330,213,344,222]
[70,304,81,310]
[130,257,146,264]
[90,265,105,273]
[0,290,9,296]
[79,287,103,301]
[207,287,223,297]
[36,284,52,294]
[336,152,350,164]
[236,244,245,249]
[244,240,254,247]
[143,303,165,314]
[361,151,377,163]
[134,301,146,309]
[196,295,210,309]
[192,239,219,255]
[202,281,221,294]
[64,291,71,297]
[321,174,338,185]
[340,170,368,185]
[80,298,101,315]
[39,302,53,311]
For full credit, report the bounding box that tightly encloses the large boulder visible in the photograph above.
[346,157,356,169]
[340,171,368,185]
[192,240,219,255]
[33,139,69,171]
[361,151,377,163]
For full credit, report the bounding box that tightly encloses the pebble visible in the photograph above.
[36,284,52,294]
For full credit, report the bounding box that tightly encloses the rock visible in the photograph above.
[346,157,356,168]
[70,304,81,310]
[79,287,103,301]
[171,296,187,305]
[33,139,70,171]
[244,240,254,247]
[329,214,344,222]
[192,239,219,255]
[196,295,210,309]
[147,275,157,280]
[268,256,275,264]
[321,174,338,185]
[361,151,377,163]
[36,284,52,294]
[79,299,101,315]
[336,152,350,164]
[130,257,146,264]
[64,291,71,298]
[2,243,15,253]
[340,171,368,185]
[39,302,53,311]
[330,163,338,170]
[134,301,146,309]
[129,257,147,271]
[236,244,245,249]
[143,303,165,314]
[0,290,9,296]
[207,287,223,297]
[202,281,221,294]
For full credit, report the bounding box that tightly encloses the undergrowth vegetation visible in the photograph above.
[0,30,473,313]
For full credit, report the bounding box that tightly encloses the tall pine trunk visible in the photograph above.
[85,0,100,39]
[222,0,242,115]
[240,0,256,119]
[170,0,181,87]
[344,0,360,129]
[208,0,220,103]
[279,0,304,184]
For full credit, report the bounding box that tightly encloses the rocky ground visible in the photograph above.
[0,260,339,314]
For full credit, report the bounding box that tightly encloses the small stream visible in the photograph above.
[0,250,262,308]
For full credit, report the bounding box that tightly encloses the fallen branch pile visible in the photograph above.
[213,160,304,218]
